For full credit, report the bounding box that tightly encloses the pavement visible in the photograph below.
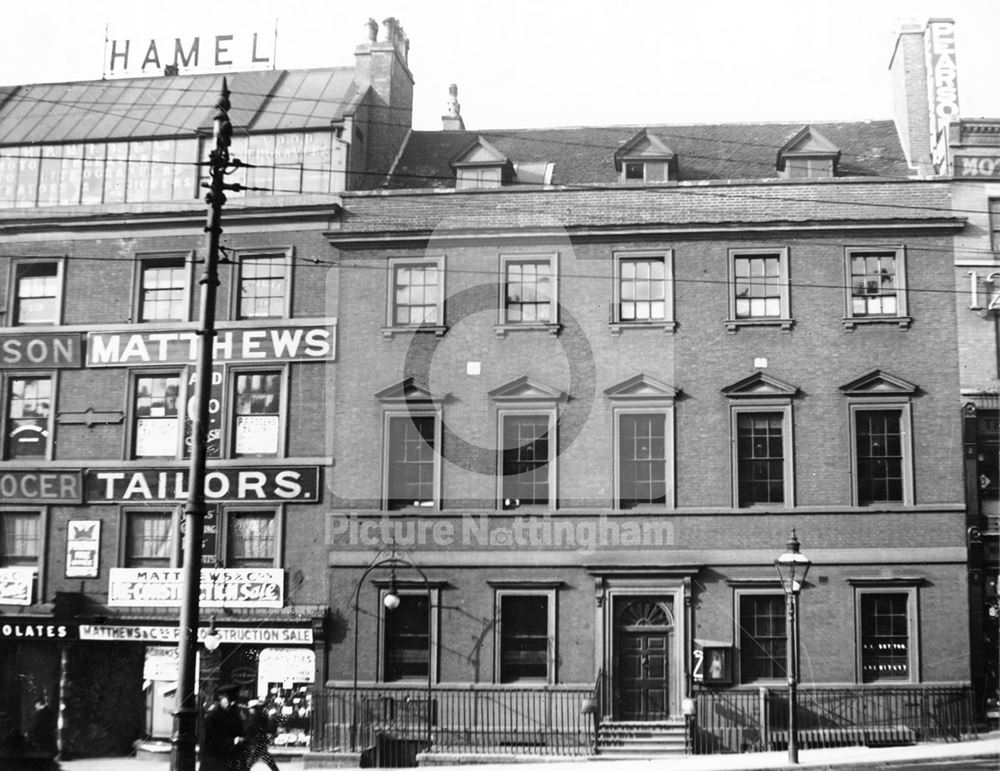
[56,733,1000,771]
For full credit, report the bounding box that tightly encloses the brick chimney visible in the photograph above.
[442,84,466,131]
[889,20,932,173]
[352,17,414,188]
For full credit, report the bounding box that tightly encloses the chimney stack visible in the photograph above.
[442,84,466,131]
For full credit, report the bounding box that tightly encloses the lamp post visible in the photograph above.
[774,530,811,765]
[349,552,432,753]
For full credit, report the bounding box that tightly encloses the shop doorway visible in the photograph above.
[613,597,674,720]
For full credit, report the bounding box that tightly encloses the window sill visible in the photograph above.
[609,321,677,335]
[842,316,913,331]
[381,325,448,339]
[725,318,794,333]
[494,323,561,338]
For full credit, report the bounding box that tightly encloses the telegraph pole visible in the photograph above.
[170,79,234,771]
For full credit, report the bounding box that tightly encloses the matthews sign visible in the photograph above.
[86,321,336,367]
[108,568,284,608]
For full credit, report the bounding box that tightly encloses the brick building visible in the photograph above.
[0,14,984,764]
[0,18,412,757]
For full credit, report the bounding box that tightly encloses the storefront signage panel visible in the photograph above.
[0,621,69,639]
[78,624,313,645]
[108,567,284,608]
[955,155,1000,177]
[66,520,101,577]
[924,20,960,143]
[104,28,275,78]
[86,322,336,367]
[85,467,320,502]
[0,332,82,368]
[0,567,35,605]
[0,470,83,503]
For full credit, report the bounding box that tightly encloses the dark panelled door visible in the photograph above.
[615,599,673,720]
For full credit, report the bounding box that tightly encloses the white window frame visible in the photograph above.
[222,506,282,569]
[383,255,447,338]
[496,253,560,336]
[232,249,293,321]
[847,400,914,507]
[382,408,442,511]
[133,251,194,324]
[493,587,557,685]
[611,250,676,333]
[725,247,792,332]
[734,586,788,685]
[120,508,177,568]
[843,247,911,329]
[613,407,675,510]
[228,365,289,459]
[3,371,57,462]
[730,402,795,509]
[129,370,186,460]
[377,584,440,683]
[9,258,65,326]
[0,508,46,603]
[496,408,557,510]
[852,583,920,684]
[456,165,503,189]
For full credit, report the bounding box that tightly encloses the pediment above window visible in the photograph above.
[614,129,677,182]
[488,375,566,403]
[777,126,841,178]
[722,372,799,399]
[604,374,680,401]
[375,376,448,404]
[451,136,514,188]
[839,369,917,396]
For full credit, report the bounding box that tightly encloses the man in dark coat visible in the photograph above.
[242,699,279,771]
[200,685,244,771]
[26,697,58,757]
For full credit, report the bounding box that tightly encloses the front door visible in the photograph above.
[614,598,673,720]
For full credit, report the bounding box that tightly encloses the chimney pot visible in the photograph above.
[364,18,378,43]
[442,83,465,131]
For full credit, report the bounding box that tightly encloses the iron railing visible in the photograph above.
[691,684,975,754]
[313,682,595,758]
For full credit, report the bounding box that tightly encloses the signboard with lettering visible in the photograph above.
[86,321,336,367]
[66,520,101,578]
[104,28,275,78]
[0,621,70,639]
[78,623,313,645]
[108,567,284,608]
[144,645,180,681]
[924,20,960,145]
[85,467,320,503]
[184,366,225,459]
[955,155,1000,178]
[0,567,35,606]
[0,470,83,503]
[0,332,82,368]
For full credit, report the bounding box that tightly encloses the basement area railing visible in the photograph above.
[313,682,596,758]
[691,684,975,754]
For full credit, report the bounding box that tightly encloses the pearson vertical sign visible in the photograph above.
[924,19,959,146]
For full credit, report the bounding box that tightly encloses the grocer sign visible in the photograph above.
[0,470,83,503]
[85,467,320,502]
[86,322,336,366]
[108,567,284,608]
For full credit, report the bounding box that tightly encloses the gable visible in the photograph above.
[839,369,918,396]
[722,372,799,398]
[777,125,841,173]
[614,129,676,170]
[605,374,680,401]
[451,136,509,167]
[488,375,566,402]
[375,377,448,404]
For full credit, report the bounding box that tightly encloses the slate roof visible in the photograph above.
[0,67,362,144]
[386,121,910,188]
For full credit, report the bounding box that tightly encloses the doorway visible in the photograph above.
[613,597,674,720]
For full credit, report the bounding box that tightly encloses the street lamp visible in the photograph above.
[203,616,222,652]
[774,530,811,764]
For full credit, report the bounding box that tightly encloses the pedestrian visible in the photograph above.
[200,684,244,771]
[26,696,57,757]
[242,698,280,771]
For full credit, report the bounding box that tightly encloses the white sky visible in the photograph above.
[1,0,997,131]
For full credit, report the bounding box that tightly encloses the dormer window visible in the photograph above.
[777,126,841,179]
[451,136,513,189]
[615,129,676,184]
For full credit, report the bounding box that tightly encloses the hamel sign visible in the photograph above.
[104,28,276,78]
